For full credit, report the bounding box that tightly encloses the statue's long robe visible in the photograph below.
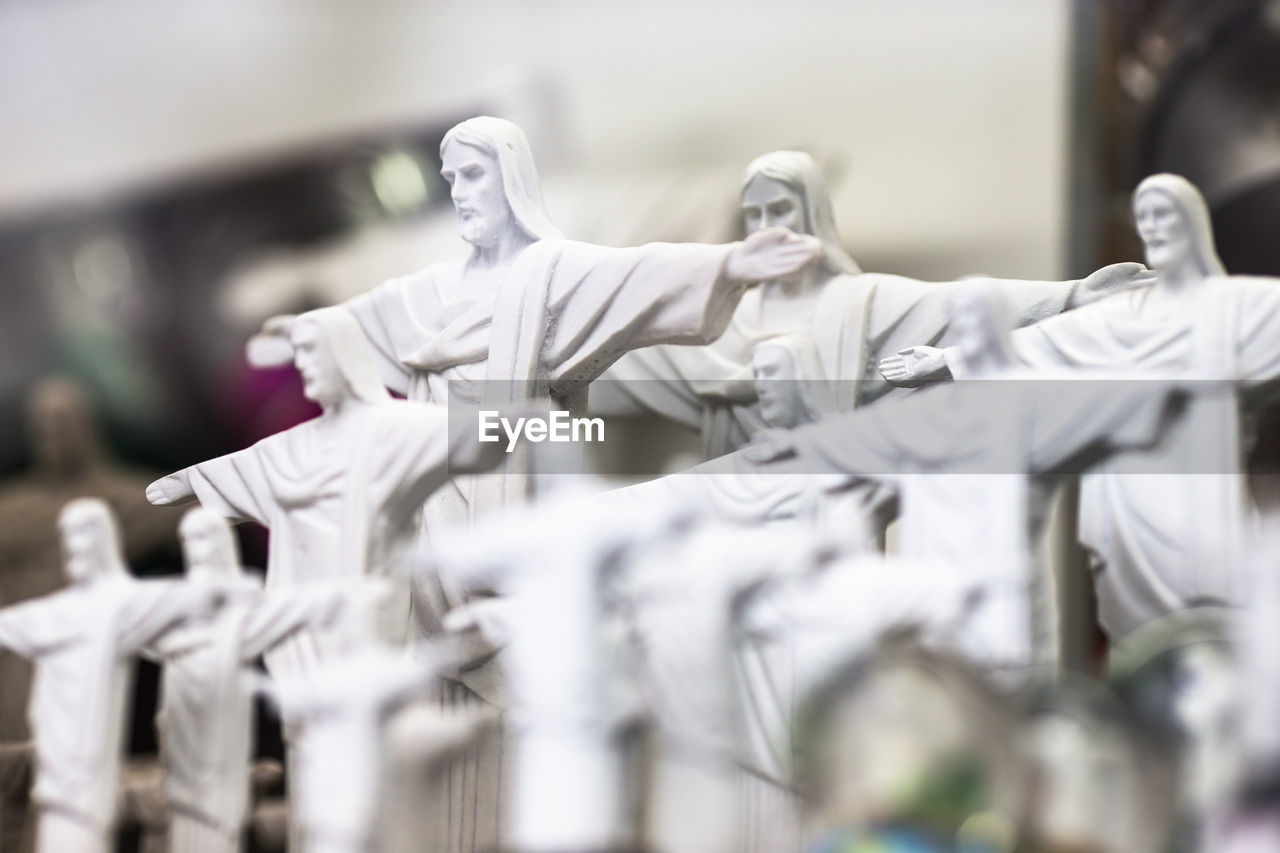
[953,279,1280,638]
[178,401,452,677]
[599,263,1153,456]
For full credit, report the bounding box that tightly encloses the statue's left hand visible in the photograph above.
[146,472,195,506]
[726,227,822,283]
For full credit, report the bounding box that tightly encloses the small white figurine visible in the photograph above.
[258,587,446,853]
[598,149,1153,457]
[621,520,817,853]
[147,306,506,678]
[430,484,701,853]
[881,173,1280,640]
[146,508,347,853]
[0,498,228,853]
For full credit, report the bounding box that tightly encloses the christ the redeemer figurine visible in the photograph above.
[146,508,348,853]
[146,306,507,679]
[0,499,229,853]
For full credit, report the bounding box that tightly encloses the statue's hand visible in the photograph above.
[878,346,947,387]
[245,314,298,368]
[726,227,822,283]
[146,471,195,506]
[742,428,798,464]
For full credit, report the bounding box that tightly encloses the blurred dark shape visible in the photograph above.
[794,638,1023,852]
[1108,607,1240,853]
[0,743,31,853]
[0,376,181,743]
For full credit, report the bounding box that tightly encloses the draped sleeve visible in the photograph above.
[238,586,339,661]
[183,442,281,527]
[0,597,80,657]
[540,240,739,390]
[345,269,449,397]
[1233,278,1280,381]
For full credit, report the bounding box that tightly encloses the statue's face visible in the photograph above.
[950,294,994,367]
[291,321,344,406]
[752,345,804,428]
[60,507,109,582]
[441,141,514,248]
[1134,190,1192,273]
[741,175,807,237]
[180,512,229,572]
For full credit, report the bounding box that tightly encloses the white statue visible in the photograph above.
[258,587,446,853]
[146,305,506,679]
[0,498,229,853]
[145,508,347,853]
[597,150,1153,457]
[881,173,1280,640]
[429,484,700,853]
[615,333,887,539]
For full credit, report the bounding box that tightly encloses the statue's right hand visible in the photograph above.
[146,472,195,506]
[878,346,947,387]
[245,314,298,368]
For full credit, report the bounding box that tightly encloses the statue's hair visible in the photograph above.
[441,116,563,242]
[59,497,127,578]
[741,150,860,275]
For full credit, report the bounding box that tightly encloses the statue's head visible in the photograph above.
[179,508,240,579]
[1132,174,1224,279]
[740,151,860,275]
[290,307,391,408]
[27,376,101,478]
[947,282,1015,375]
[59,497,127,584]
[439,116,562,249]
[751,333,836,429]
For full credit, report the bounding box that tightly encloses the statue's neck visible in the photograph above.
[760,265,825,303]
[469,230,535,270]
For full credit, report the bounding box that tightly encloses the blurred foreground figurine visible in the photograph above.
[146,509,347,853]
[432,484,701,853]
[258,587,446,853]
[882,174,1280,639]
[794,641,1024,853]
[147,306,506,678]
[0,499,227,853]
[600,150,1152,457]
